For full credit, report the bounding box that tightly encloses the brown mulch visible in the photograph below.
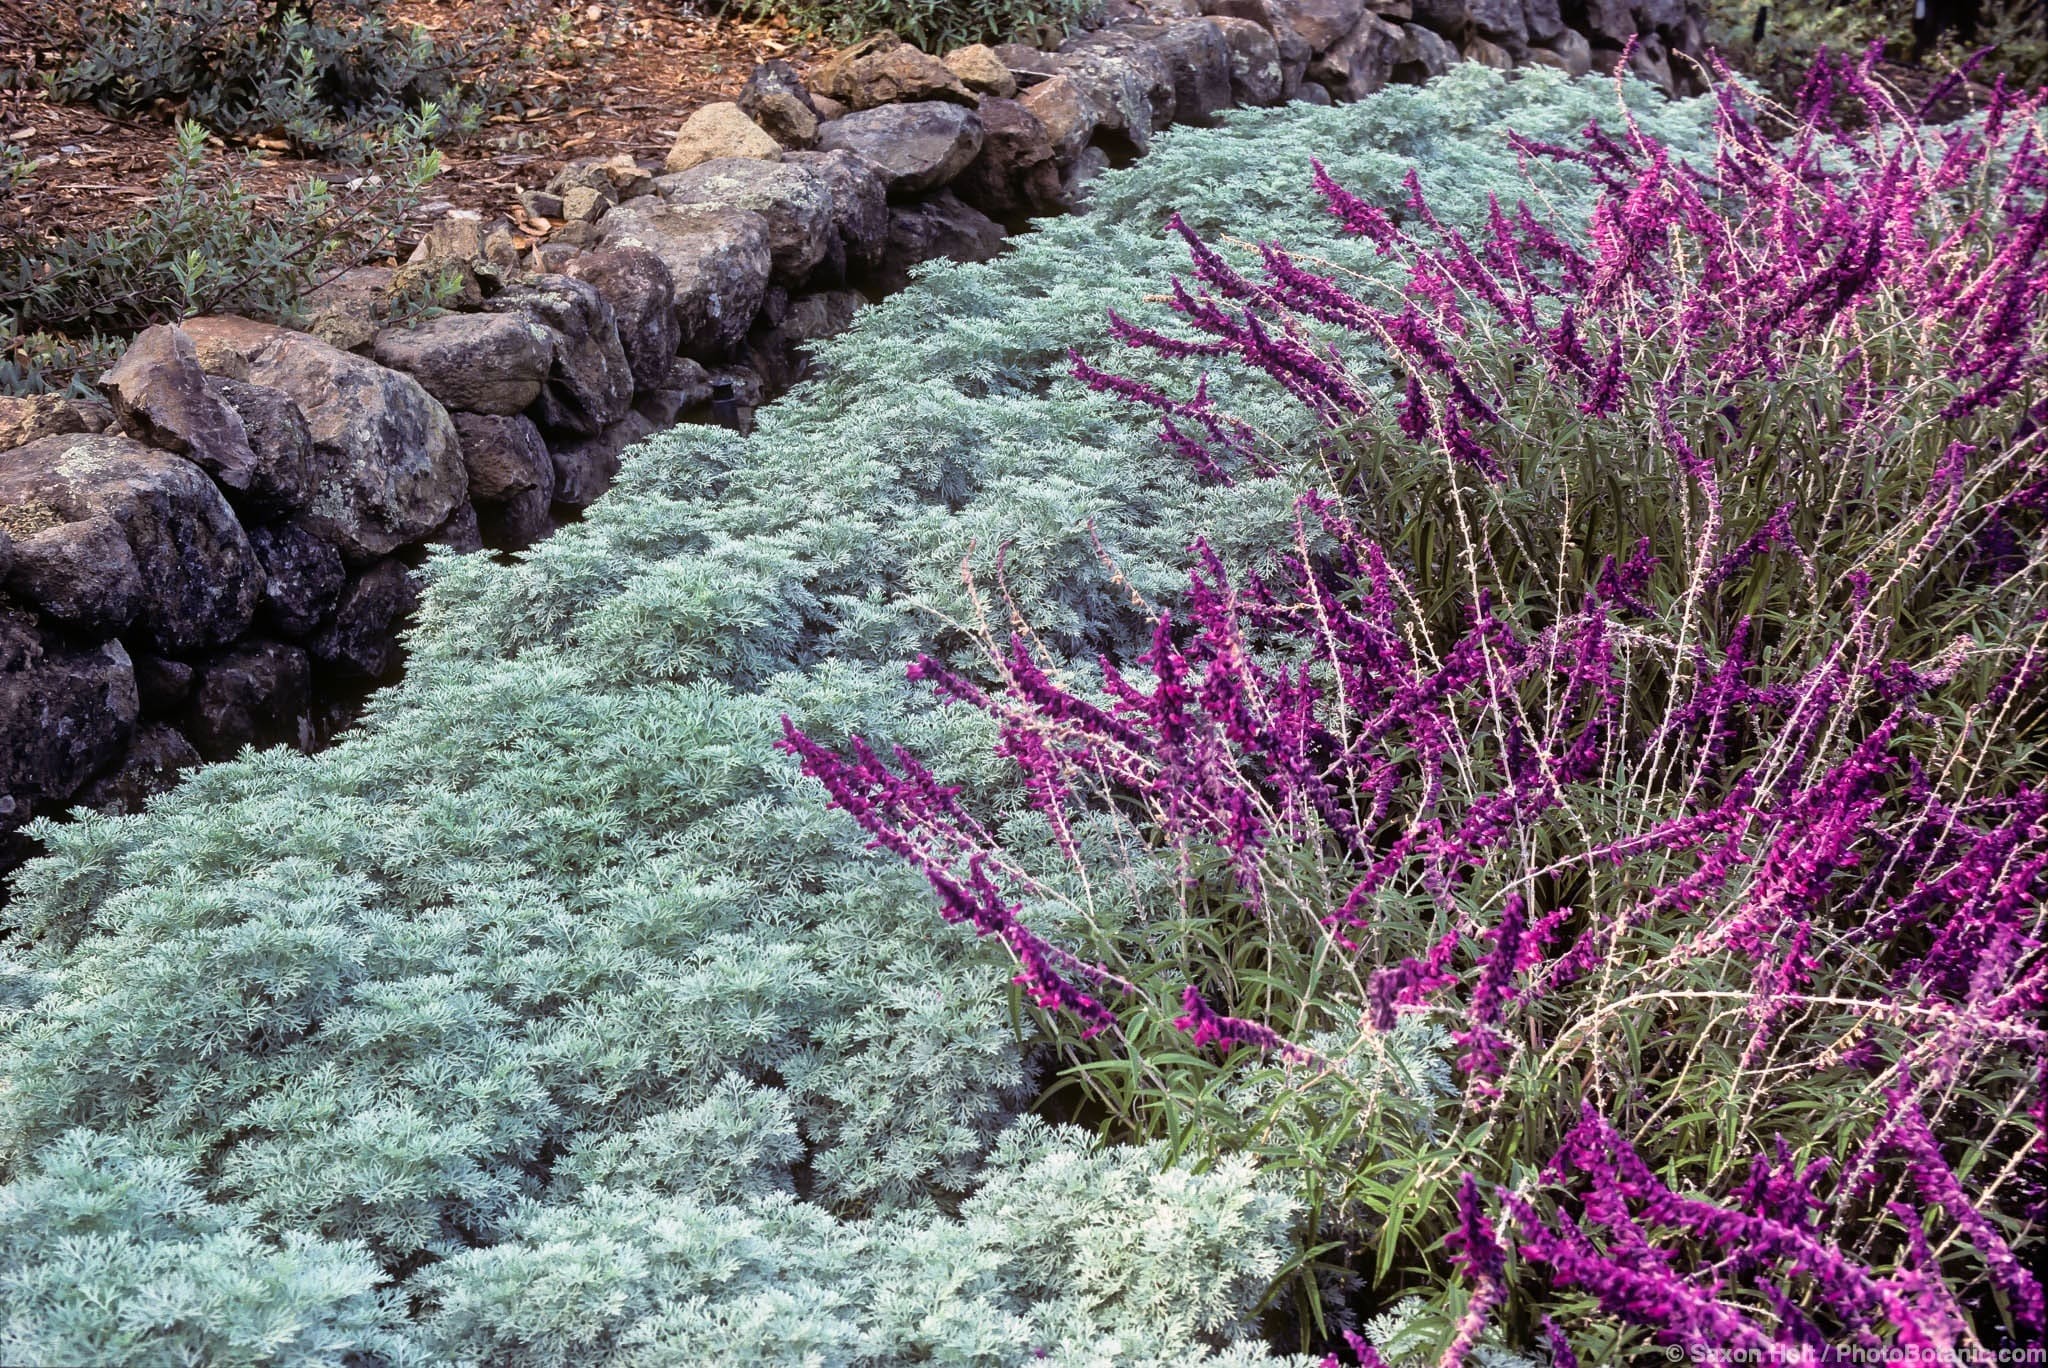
[0,1,824,252]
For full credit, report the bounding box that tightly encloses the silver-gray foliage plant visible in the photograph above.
[0,67,1714,1366]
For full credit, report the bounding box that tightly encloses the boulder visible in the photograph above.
[481,275,635,438]
[0,395,113,452]
[97,325,260,492]
[1629,31,1675,93]
[450,411,555,506]
[597,201,774,357]
[0,605,138,830]
[311,559,417,679]
[950,97,1065,219]
[1371,0,1415,20]
[549,154,658,201]
[1020,76,1098,167]
[395,217,524,302]
[298,265,395,352]
[247,520,348,639]
[655,157,836,287]
[990,43,1066,85]
[1540,26,1593,74]
[563,246,682,391]
[816,33,976,110]
[738,59,823,147]
[1200,0,1312,95]
[1634,0,1687,33]
[1580,0,1636,45]
[782,149,890,281]
[1409,0,1470,36]
[1523,0,1565,42]
[1466,0,1527,45]
[180,317,468,565]
[816,102,985,199]
[1056,33,1179,131]
[784,290,865,344]
[479,487,554,552]
[370,311,555,415]
[1463,33,1514,66]
[550,410,659,509]
[943,44,1017,97]
[560,185,614,224]
[182,639,311,761]
[876,192,1008,293]
[632,356,715,428]
[664,102,782,173]
[1208,16,1286,104]
[204,376,316,518]
[1064,144,1115,209]
[1395,21,1460,79]
[75,722,201,816]
[131,652,195,716]
[811,93,850,122]
[427,500,484,554]
[1268,0,1365,50]
[0,433,261,652]
[1296,79,1334,102]
[1309,12,1406,97]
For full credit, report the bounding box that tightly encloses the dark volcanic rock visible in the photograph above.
[654,158,838,288]
[370,311,556,416]
[1,603,138,833]
[738,59,823,147]
[75,722,201,815]
[247,521,348,640]
[951,97,1064,220]
[183,639,312,761]
[817,102,985,199]
[781,150,889,283]
[549,411,659,510]
[98,324,259,492]
[204,376,317,518]
[311,559,418,680]
[597,201,774,357]
[451,412,555,505]
[563,247,682,392]
[0,433,261,653]
[876,192,1008,293]
[482,274,635,439]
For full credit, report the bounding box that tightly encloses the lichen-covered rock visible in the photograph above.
[481,275,635,438]
[596,201,774,357]
[74,722,200,816]
[1019,77,1097,168]
[1208,15,1287,104]
[817,102,985,200]
[370,312,556,416]
[782,149,890,283]
[180,317,468,565]
[0,432,261,652]
[816,33,976,110]
[310,559,417,679]
[876,191,1008,293]
[204,376,316,519]
[943,44,1017,97]
[450,411,555,508]
[563,247,681,393]
[655,157,837,288]
[0,604,137,830]
[1310,11,1406,97]
[1055,33,1178,133]
[97,325,259,492]
[1203,0,1314,95]
[298,265,396,351]
[738,60,823,148]
[246,521,347,640]
[1268,0,1366,50]
[951,97,1064,220]
[0,396,114,453]
[549,410,659,509]
[663,102,781,174]
[182,639,311,761]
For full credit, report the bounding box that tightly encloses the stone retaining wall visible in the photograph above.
[1,0,1703,879]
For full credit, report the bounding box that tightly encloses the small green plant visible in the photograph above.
[1,109,440,396]
[731,0,1093,57]
[46,0,574,159]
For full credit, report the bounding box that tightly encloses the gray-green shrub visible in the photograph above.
[0,67,1715,1363]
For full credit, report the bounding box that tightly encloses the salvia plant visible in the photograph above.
[787,46,2048,1361]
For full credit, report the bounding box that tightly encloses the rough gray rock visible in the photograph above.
[738,59,823,147]
[182,639,311,761]
[0,395,114,452]
[427,499,484,554]
[1465,0,1527,46]
[782,149,890,282]
[1063,144,1115,209]
[1056,32,1179,131]
[815,33,977,110]
[204,376,316,519]
[597,200,774,357]
[478,486,554,552]
[75,722,200,816]
[1396,21,1460,79]
[181,317,468,565]
[130,652,194,716]
[481,275,635,438]
[1267,0,1365,50]
[1523,0,1565,41]
[370,311,555,416]
[1207,15,1287,104]
[550,410,658,509]
[632,355,715,428]
[298,265,396,352]
[876,191,1008,293]
[1136,20,1238,124]
[950,97,1065,220]
[1536,26,1592,74]
[0,433,261,652]
[563,246,682,392]
[655,157,837,287]
[1309,11,1405,98]
[1409,0,1470,36]
[247,520,348,640]
[1019,76,1098,168]
[817,102,985,200]
[1579,0,1636,45]
[450,411,555,506]
[1,604,138,830]
[784,290,865,344]
[98,324,260,492]
[311,559,417,679]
